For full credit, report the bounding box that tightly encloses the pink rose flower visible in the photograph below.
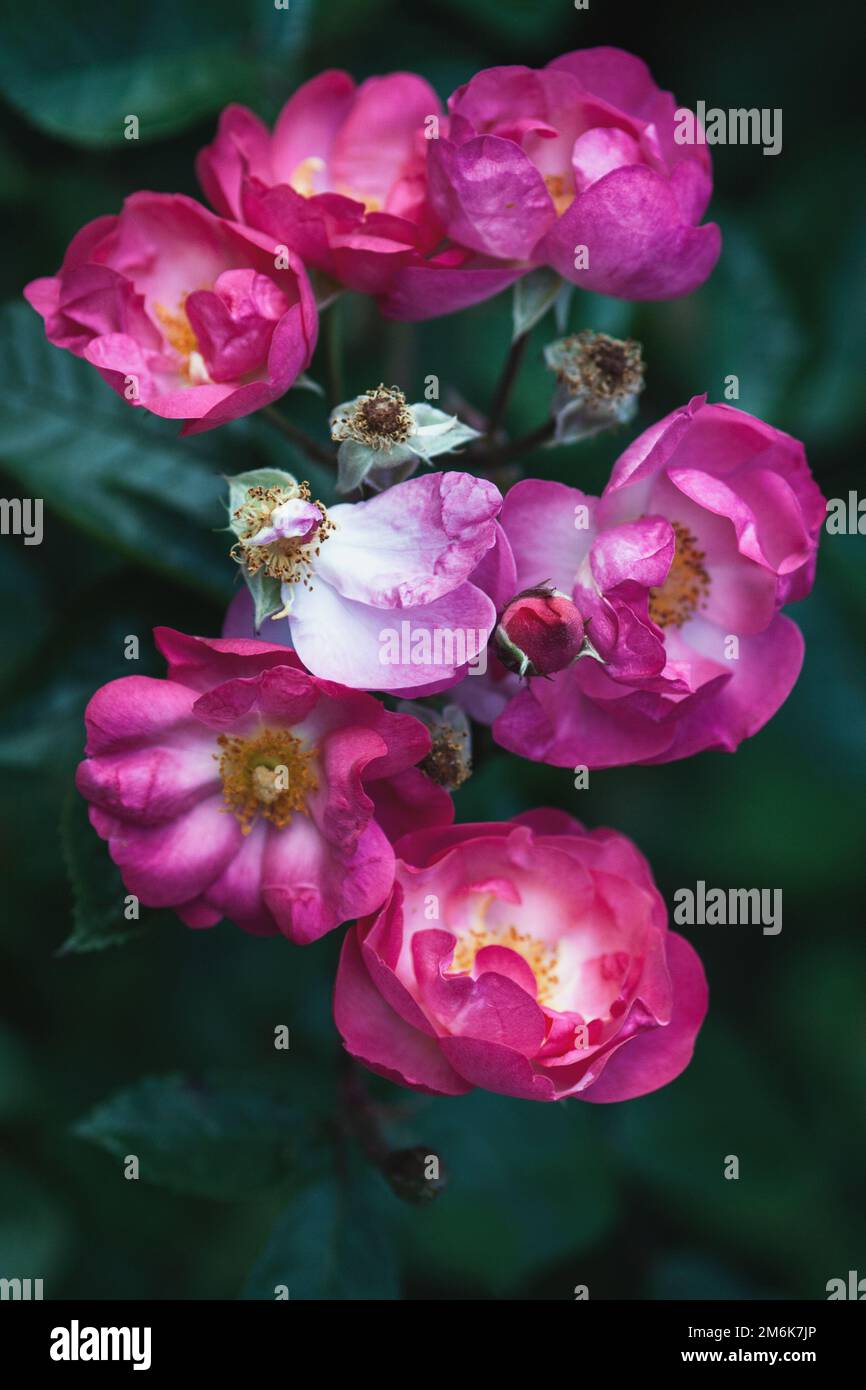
[197,69,447,297]
[223,471,502,692]
[23,192,317,435]
[422,47,721,302]
[481,398,825,767]
[75,629,452,943]
[334,811,707,1101]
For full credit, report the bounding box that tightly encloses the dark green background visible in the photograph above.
[1,0,863,1300]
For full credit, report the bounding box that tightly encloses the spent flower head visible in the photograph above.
[398,701,472,791]
[329,385,481,493]
[544,330,645,443]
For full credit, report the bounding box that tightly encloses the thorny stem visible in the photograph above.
[261,405,336,469]
[485,330,529,439]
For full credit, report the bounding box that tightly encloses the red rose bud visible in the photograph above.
[494,588,586,677]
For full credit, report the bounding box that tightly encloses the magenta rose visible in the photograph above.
[421,47,720,302]
[197,69,448,297]
[480,397,825,767]
[24,192,317,434]
[76,629,452,943]
[334,810,707,1102]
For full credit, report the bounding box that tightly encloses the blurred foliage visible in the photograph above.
[0,0,864,1302]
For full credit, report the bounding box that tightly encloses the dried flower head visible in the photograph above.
[418,705,472,791]
[331,383,415,452]
[549,330,644,403]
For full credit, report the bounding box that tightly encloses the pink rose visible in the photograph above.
[23,192,317,435]
[223,471,502,692]
[421,47,721,302]
[76,629,452,943]
[197,69,447,297]
[482,398,825,767]
[334,811,707,1101]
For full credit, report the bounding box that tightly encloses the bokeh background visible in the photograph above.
[1,0,864,1300]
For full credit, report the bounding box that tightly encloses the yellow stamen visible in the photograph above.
[216,727,318,835]
[289,156,327,198]
[153,297,207,384]
[544,173,574,217]
[333,183,382,213]
[648,520,711,629]
[289,155,381,212]
[154,298,198,357]
[230,482,334,592]
[448,903,560,1006]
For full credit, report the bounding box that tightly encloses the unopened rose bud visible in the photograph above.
[494,587,586,677]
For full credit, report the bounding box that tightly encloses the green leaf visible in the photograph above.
[243,1172,400,1300]
[512,267,564,341]
[0,301,233,598]
[75,1073,324,1201]
[59,787,148,954]
[0,0,311,148]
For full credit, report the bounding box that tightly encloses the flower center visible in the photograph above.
[231,482,334,591]
[648,520,711,629]
[448,899,560,1005]
[552,330,644,401]
[153,297,210,384]
[289,155,381,213]
[332,384,415,451]
[544,172,574,216]
[216,727,318,834]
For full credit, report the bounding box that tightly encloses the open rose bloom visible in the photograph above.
[24,192,317,434]
[76,630,452,943]
[422,47,721,303]
[470,398,825,767]
[334,811,707,1101]
[224,470,502,692]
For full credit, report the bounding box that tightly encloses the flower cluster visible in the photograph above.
[456,397,825,767]
[28,47,823,1105]
[26,48,720,430]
